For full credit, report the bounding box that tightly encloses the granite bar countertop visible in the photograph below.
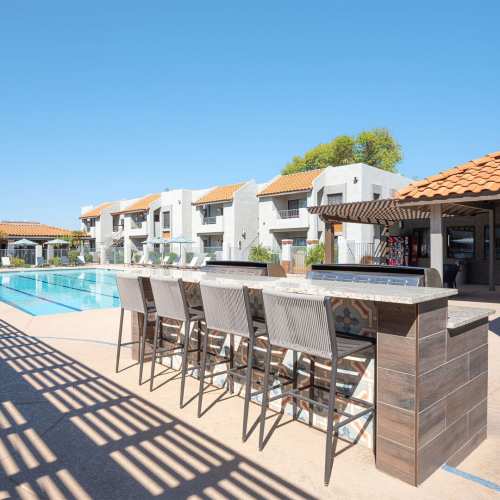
[127,268,457,305]
[447,305,494,329]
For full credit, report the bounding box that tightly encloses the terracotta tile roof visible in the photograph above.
[397,151,500,201]
[257,169,323,197]
[193,183,244,205]
[114,194,161,214]
[0,222,75,238]
[80,202,112,219]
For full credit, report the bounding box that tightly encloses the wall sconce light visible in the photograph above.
[353,177,359,184]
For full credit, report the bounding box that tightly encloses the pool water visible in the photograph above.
[0,269,120,316]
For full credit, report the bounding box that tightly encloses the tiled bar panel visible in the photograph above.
[375,299,488,485]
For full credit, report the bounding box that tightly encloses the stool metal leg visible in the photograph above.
[242,333,255,442]
[258,342,272,451]
[149,315,161,391]
[324,357,338,486]
[139,312,148,385]
[197,323,210,417]
[115,308,124,373]
[179,319,192,408]
[228,334,235,394]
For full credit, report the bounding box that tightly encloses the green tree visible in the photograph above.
[62,230,87,249]
[282,128,401,174]
[354,128,402,172]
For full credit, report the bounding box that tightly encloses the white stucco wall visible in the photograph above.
[232,181,259,259]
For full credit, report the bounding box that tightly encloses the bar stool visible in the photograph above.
[198,280,266,441]
[260,289,375,486]
[115,274,156,385]
[149,276,204,407]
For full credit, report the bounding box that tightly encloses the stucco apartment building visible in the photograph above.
[81,190,201,264]
[80,163,411,264]
[257,163,411,260]
[191,181,259,260]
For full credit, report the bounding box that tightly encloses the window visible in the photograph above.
[154,210,160,223]
[484,225,500,259]
[205,204,223,217]
[287,199,306,210]
[327,193,343,205]
[447,227,475,259]
[162,211,171,229]
[85,218,96,228]
[292,237,307,247]
[373,192,381,200]
[112,215,123,232]
[413,228,430,258]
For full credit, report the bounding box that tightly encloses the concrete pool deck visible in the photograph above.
[0,279,499,498]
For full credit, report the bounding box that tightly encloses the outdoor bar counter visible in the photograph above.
[127,269,490,486]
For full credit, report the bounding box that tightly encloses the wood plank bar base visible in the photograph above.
[376,298,488,485]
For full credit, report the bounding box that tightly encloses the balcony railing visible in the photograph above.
[278,209,300,219]
[203,246,223,255]
[130,220,145,230]
[113,225,123,232]
[202,216,217,225]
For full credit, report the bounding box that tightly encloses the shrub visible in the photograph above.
[248,244,273,263]
[84,253,93,263]
[167,252,178,263]
[11,257,25,267]
[49,256,62,266]
[305,243,325,266]
[68,250,80,265]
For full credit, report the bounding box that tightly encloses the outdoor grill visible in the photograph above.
[307,263,442,287]
[201,260,287,277]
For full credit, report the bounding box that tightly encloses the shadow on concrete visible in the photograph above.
[0,318,315,499]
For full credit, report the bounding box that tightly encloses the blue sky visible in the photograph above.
[1,1,499,229]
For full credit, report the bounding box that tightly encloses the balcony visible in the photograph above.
[127,219,147,236]
[278,209,300,219]
[197,214,224,234]
[203,216,217,225]
[85,226,96,238]
[113,225,124,233]
[268,207,309,231]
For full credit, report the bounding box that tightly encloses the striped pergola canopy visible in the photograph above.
[308,198,485,225]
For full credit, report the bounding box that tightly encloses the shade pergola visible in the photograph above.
[308,198,485,225]
[308,198,490,283]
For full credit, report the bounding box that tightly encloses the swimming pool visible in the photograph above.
[0,269,120,316]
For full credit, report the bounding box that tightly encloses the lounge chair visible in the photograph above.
[61,256,70,266]
[132,254,146,267]
[77,255,86,265]
[1,256,11,267]
[36,256,46,267]
[177,255,203,269]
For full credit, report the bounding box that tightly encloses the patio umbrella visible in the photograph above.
[141,237,171,263]
[141,237,170,245]
[12,239,36,246]
[165,236,194,264]
[44,239,69,245]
